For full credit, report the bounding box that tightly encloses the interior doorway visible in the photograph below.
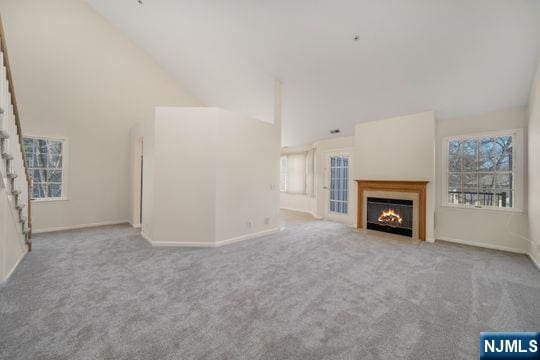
[132,137,143,227]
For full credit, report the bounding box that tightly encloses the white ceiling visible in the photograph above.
[86,0,540,146]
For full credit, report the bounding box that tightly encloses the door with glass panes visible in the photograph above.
[325,153,352,223]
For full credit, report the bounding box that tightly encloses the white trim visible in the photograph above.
[1,251,27,284]
[142,227,281,248]
[441,128,523,212]
[129,222,141,229]
[280,207,323,219]
[32,220,129,234]
[436,236,527,254]
[216,227,281,246]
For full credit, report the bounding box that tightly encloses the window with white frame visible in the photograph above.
[280,152,309,194]
[443,129,522,210]
[23,137,67,200]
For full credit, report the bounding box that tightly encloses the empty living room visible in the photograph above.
[1,0,539,359]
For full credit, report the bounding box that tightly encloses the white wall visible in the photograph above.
[215,109,281,242]
[144,107,280,246]
[150,108,217,245]
[0,0,201,232]
[528,62,540,266]
[353,111,436,241]
[436,107,530,253]
[0,186,26,282]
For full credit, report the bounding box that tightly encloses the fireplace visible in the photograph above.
[356,180,428,241]
[366,197,413,237]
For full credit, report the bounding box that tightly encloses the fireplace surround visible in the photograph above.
[367,197,413,237]
[356,180,429,241]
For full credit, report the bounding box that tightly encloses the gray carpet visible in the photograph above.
[1,221,539,360]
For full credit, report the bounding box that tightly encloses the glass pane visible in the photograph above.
[462,139,478,171]
[494,136,512,171]
[48,140,62,155]
[463,173,478,194]
[448,155,461,172]
[48,170,62,183]
[495,174,512,189]
[32,169,46,182]
[448,140,462,155]
[448,173,461,191]
[330,202,335,212]
[48,184,62,198]
[24,138,34,154]
[448,191,460,205]
[32,183,46,199]
[49,154,62,168]
[478,138,494,171]
[26,153,34,168]
[33,140,48,168]
[494,190,512,208]
[478,174,494,193]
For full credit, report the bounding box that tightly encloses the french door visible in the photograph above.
[325,153,352,223]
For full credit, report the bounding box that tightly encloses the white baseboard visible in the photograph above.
[129,222,142,229]
[141,227,281,248]
[32,220,130,234]
[1,251,27,284]
[215,227,281,246]
[436,236,527,254]
[280,207,322,219]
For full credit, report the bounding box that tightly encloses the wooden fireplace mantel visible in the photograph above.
[355,180,429,240]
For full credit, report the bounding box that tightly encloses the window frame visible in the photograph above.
[23,135,69,202]
[280,151,309,195]
[441,128,523,212]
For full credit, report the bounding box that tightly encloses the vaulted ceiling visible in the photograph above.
[86,0,540,146]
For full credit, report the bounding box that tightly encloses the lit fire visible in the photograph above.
[377,209,403,225]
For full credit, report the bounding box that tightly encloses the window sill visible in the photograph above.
[31,198,68,203]
[441,204,524,214]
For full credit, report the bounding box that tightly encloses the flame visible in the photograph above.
[377,209,403,225]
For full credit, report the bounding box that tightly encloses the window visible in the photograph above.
[23,136,67,201]
[443,129,522,210]
[280,151,315,195]
[280,152,307,194]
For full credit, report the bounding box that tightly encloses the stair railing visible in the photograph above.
[0,15,32,251]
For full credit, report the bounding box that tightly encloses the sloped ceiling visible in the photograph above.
[86,0,540,146]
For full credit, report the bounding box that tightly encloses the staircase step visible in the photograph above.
[2,152,13,160]
[0,130,8,139]
[19,216,27,223]
[7,172,17,179]
[16,202,25,210]
[12,189,21,196]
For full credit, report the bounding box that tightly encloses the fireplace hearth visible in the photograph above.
[366,197,413,237]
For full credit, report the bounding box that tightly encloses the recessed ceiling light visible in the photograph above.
[353,35,360,41]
